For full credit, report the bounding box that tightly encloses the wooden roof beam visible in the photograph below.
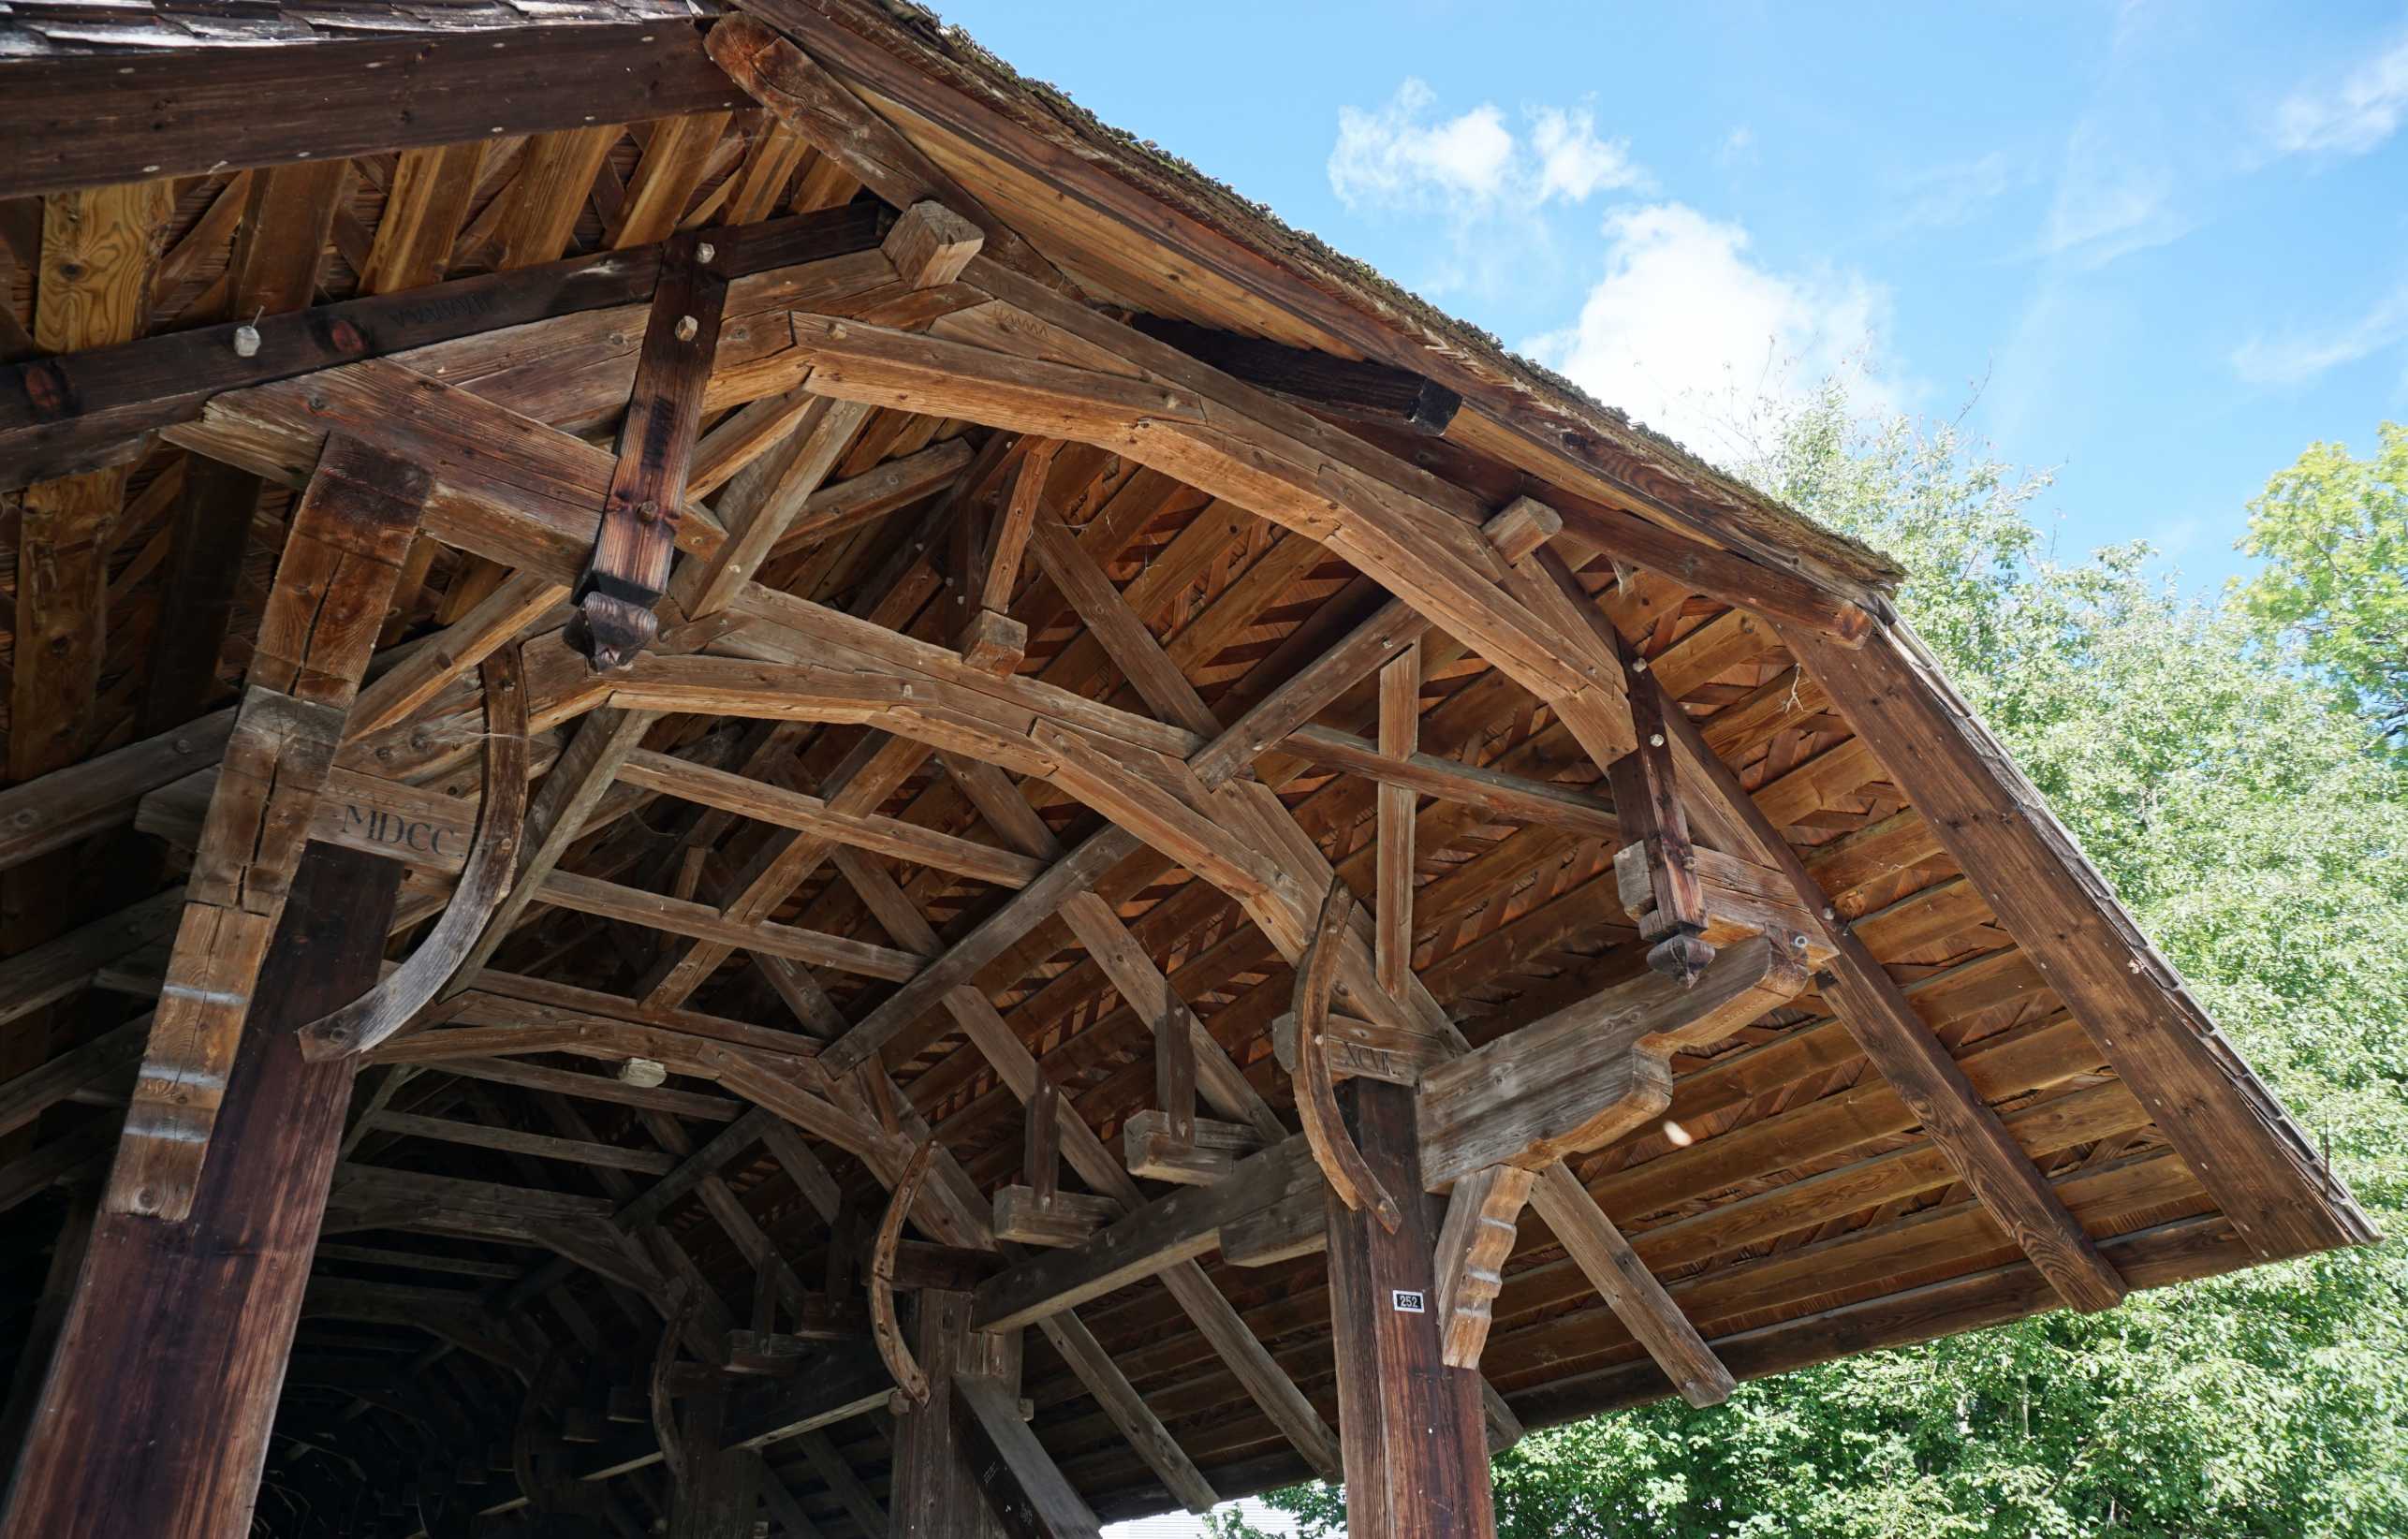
[882,505,1727,1415]
[741,0,1891,598]
[1281,724,1620,842]
[614,746,1044,888]
[1128,315,1461,435]
[2,203,890,489]
[1652,663,2130,1311]
[974,1137,1321,1333]
[1417,937,1810,1190]
[828,843,1296,1500]
[706,13,1074,294]
[0,24,747,201]
[1780,621,2373,1262]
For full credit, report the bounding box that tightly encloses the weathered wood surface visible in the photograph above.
[1290,880,1401,1231]
[974,1138,1320,1332]
[0,203,887,485]
[1783,623,2376,1262]
[1653,669,2130,1312]
[0,24,747,202]
[105,437,429,1221]
[1,844,398,1539]
[0,14,2364,1529]
[1418,936,1810,1190]
[1324,1079,1495,1539]
[299,646,530,1059]
[1129,315,1461,434]
[568,230,728,668]
[1433,1164,1536,1370]
[957,1373,1106,1539]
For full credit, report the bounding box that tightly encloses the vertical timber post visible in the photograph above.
[0,843,401,1539]
[668,1384,764,1539]
[1326,1079,1497,1539]
[891,1290,989,1539]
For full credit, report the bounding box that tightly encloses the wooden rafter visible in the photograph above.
[0,18,2363,1525]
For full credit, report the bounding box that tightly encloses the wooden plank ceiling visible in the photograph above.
[0,6,2358,1534]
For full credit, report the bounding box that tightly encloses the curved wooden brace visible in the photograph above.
[1291,878,1402,1233]
[649,1282,702,1488]
[300,644,532,1060]
[870,1136,938,1407]
[511,1348,596,1519]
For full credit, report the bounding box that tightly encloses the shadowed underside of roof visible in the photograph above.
[0,4,2371,1536]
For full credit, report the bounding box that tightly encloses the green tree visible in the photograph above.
[1237,388,2408,1538]
[2237,424,2408,743]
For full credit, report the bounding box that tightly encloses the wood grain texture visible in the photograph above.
[105,437,428,1221]
[569,229,729,667]
[1324,1078,1495,1539]
[297,644,530,1060]
[0,27,744,201]
[0,843,398,1539]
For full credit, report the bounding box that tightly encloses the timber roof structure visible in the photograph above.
[0,3,2374,1536]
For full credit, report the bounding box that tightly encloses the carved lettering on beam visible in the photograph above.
[299,645,531,1060]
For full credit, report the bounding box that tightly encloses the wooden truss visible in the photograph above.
[0,7,2369,1534]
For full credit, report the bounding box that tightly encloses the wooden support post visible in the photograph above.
[0,843,400,1539]
[1325,1079,1494,1539]
[665,1389,762,1539]
[888,1290,987,1539]
[1025,1075,1061,1208]
[105,436,428,1220]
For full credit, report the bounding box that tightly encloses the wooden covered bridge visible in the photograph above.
[0,2,2372,1534]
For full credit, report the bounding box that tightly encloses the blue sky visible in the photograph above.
[932,1,2408,593]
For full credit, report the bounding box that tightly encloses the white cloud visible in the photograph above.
[1329,79,1645,214]
[1716,125,1757,167]
[1521,202,1895,459]
[1892,150,2021,231]
[1531,106,1637,202]
[1330,81,1515,208]
[2231,281,2408,386]
[2271,32,2408,156]
[2037,125,2187,267]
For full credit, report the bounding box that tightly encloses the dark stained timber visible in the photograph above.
[567,230,729,669]
[1130,315,1462,434]
[0,844,400,1539]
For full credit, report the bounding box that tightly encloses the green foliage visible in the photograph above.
[2237,424,2408,743]
[1240,391,2408,1537]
